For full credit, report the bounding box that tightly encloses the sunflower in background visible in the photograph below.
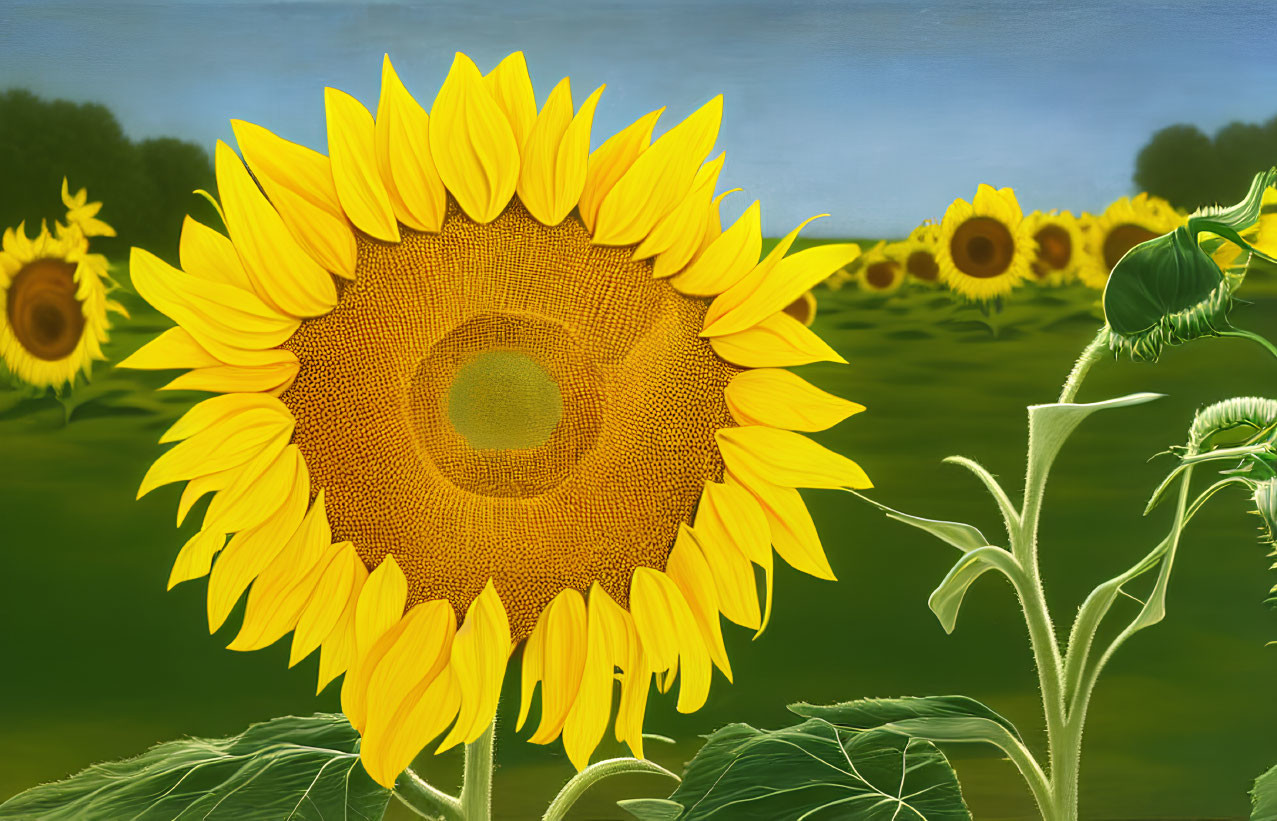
[782,290,818,325]
[855,240,905,293]
[0,179,125,390]
[1023,210,1084,285]
[900,222,941,286]
[1077,192,1183,289]
[936,184,1034,302]
[120,52,870,787]
[1206,185,1277,273]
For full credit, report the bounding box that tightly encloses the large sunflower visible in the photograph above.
[1023,209,1083,285]
[121,52,870,787]
[1077,192,1183,289]
[936,184,1034,301]
[0,179,123,389]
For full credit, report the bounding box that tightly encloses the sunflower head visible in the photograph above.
[0,180,123,390]
[936,184,1034,302]
[1078,192,1184,290]
[855,240,905,293]
[122,51,870,785]
[1105,169,1277,361]
[901,222,941,285]
[1023,209,1083,285]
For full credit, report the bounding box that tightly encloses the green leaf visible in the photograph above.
[1103,224,1226,338]
[1251,763,1277,820]
[927,546,1022,634]
[789,695,1020,740]
[1027,393,1164,482]
[0,713,391,821]
[848,490,991,552]
[618,798,685,821]
[664,720,970,820]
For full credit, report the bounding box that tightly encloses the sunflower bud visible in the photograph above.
[1104,168,1277,361]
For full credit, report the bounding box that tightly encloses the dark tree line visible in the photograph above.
[0,89,218,263]
[1135,116,1277,211]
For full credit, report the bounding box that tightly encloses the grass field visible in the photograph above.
[2,255,1276,819]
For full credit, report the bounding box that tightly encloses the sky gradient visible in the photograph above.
[3,0,1276,237]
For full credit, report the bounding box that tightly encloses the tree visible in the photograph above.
[1134,117,1277,211]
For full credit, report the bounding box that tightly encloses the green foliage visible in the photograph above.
[626,716,970,820]
[0,714,390,821]
[1135,117,1277,211]
[0,88,216,262]
[1253,764,1277,820]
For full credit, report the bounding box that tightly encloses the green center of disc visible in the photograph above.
[447,350,563,450]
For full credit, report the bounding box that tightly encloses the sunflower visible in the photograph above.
[782,291,817,325]
[855,240,905,293]
[0,179,124,389]
[936,184,1033,301]
[1077,192,1183,289]
[121,52,870,787]
[1023,210,1083,285]
[1206,186,1277,273]
[902,222,941,285]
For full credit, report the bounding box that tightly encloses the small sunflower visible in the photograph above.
[856,240,905,293]
[0,179,124,389]
[1078,192,1183,289]
[1023,210,1083,285]
[936,184,1033,301]
[782,290,818,326]
[901,222,941,285]
[121,52,870,786]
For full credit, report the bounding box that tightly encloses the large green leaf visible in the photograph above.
[661,720,970,820]
[789,695,1021,740]
[1026,393,1163,484]
[1253,763,1277,820]
[0,713,391,821]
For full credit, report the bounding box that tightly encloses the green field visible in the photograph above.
[2,261,1275,820]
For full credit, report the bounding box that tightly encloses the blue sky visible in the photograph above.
[3,0,1275,237]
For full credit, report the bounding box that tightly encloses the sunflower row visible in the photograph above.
[835,185,1190,301]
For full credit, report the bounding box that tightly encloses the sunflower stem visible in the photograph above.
[1220,327,1277,364]
[459,720,496,821]
[1059,326,1109,404]
[542,757,681,821]
[394,768,464,821]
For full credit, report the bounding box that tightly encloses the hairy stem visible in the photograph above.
[394,768,463,821]
[459,721,496,821]
[1221,327,1277,363]
[543,758,680,821]
[1059,327,1110,404]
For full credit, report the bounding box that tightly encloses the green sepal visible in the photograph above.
[1251,762,1277,820]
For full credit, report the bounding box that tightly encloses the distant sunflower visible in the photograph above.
[1023,210,1083,285]
[936,184,1033,301]
[856,240,905,293]
[0,179,124,389]
[121,52,870,786]
[1077,193,1183,289]
[902,222,941,285]
[783,291,818,326]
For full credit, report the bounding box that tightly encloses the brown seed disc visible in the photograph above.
[1031,224,1073,278]
[1102,223,1160,272]
[865,260,899,289]
[906,250,939,282]
[5,258,85,362]
[950,216,1015,279]
[280,201,739,638]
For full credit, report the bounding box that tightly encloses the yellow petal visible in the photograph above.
[518,79,605,226]
[342,554,409,731]
[215,141,339,317]
[728,470,835,581]
[430,52,519,224]
[665,525,731,681]
[670,200,761,297]
[529,587,587,744]
[167,529,226,590]
[118,327,221,371]
[291,541,363,667]
[484,52,537,156]
[717,426,872,491]
[317,561,367,693]
[562,584,626,771]
[361,599,456,784]
[179,216,255,291]
[377,55,448,233]
[726,369,864,433]
[176,467,235,528]
[206,449,309,632]
[138,404,293,498]
[578,108,663,234]
[232,120,357,279]
[201,439,299,534]
[701,214,822,331]
[128,247,299,365]
[325,88,400,242]
[517,615,545,732]
[160,354,298,396]
[593,96,721,246]
[703,242,861,337]
[438,581,511,750]
[160,393,288,444]
[365,663,460,788]
[709,311,845,368]
[695,480,771,632]
[635,153,724,278]
[613,613,650,758]
[629,567,711,713]
[228,490,333,651]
